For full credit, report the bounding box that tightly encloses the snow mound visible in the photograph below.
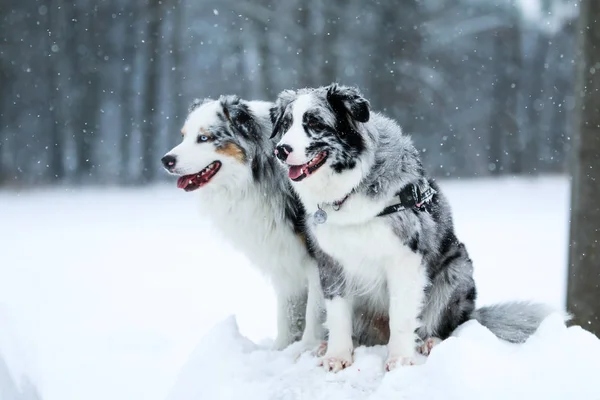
[169,314,600,400]
[0,308,42,400]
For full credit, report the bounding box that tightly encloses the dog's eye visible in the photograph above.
[197,135,209,143]
[307,120,323,130]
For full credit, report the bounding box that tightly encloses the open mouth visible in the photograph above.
[288,151,328,182]
[176,161,222,192]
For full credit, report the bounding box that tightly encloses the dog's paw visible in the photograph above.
[416,337,442,356]
[385,356,416,371]
[272,336,292,351]
[319,352,353,372]
[287,339,325,361]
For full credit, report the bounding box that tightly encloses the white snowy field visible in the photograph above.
[0,176,598,400]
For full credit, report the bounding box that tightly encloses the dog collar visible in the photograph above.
[313,183,436,224]
[313,191,354,224]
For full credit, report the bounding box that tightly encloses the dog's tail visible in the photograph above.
[471,301,570,343]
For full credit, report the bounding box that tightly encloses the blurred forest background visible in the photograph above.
[0,0,579,186]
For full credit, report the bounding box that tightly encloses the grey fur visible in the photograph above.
[472,301,559,343]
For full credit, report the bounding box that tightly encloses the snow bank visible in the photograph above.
[169,314,600,400]
[0,308,42,400]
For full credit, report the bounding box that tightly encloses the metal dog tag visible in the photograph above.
[314,208,327,224]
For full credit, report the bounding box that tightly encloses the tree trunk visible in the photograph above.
[68,2,96,181]
[489,23,522,176]
[321,0,340,84]
[139,0,161,183]
[119,2,136,184]
[566,0,600,337]
[503,17,523,175]
[525,31,550,174]
[47,0,64,181]
[488,30,506,176]
[172,0,185,122]
[368,2,396,107]
[297,2,312,88]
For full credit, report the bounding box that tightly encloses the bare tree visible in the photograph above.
[66,1,99,182]
[489,13,522,176]
[139,0,162,183]
[566,0,600,337]
[171,0,186,121]
[524,29,549,174]
[296,1,312,88]
[320,0,341,84]
[119,1,136,184]
[47,0,66,181]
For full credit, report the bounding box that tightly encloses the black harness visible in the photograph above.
[376,183,437,217]
[313,182,436,225]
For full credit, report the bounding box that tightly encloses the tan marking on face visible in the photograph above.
[215,142,246,163]
[181,127,187,137]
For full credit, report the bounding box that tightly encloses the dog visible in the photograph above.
[160,95,390,351]
[270,83,559,372]
[161,96,322,350]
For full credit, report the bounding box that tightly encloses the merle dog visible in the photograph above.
[270,84,560,372]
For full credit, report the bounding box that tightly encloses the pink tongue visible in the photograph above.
[177,175,194,189]
[288,165,304,180]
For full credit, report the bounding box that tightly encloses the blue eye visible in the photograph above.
[197,135,209,143]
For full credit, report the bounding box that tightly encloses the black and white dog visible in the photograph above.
[270,84,559,372]
[160,95,390,351]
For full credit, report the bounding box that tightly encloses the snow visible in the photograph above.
[0,176,597,400]
[169,314,600,400]
[0,308,41,400]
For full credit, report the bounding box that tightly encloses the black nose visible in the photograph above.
[161,154,177,170]
[274,144,293,162]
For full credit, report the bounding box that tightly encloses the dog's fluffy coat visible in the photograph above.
[271,84,558,371]
[162,96,323,349]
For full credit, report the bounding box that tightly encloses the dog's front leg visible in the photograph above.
[299,265,325,348]
[385,248,426,371]
[272,290,298,350]
[321,296,353,372]
[317,254,353,372]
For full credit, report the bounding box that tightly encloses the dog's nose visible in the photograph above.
[161,154,177,170]
[274,144,293,162]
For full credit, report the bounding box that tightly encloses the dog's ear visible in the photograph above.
[188,98,213,114]
[269,89,297,139]
[219,95,257,138]
[326,83,370,123]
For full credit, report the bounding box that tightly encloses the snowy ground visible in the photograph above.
[1,176,597,400]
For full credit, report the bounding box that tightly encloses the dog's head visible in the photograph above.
[161,96,270,192]
[270,84,371,201]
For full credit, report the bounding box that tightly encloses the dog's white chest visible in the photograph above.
[197,188,310,294]
[312,217,400,280]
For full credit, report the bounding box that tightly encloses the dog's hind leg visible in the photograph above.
[273,290,306,350]
[418,244,477,343]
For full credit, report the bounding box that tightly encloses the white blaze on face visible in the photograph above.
[163,101,222,175]
[181,101,222,145]
[277,94,315,165]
